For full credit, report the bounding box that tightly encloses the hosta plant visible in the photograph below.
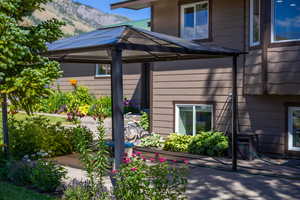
[139,133,164,148]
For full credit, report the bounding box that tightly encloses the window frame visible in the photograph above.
[179,0,211,41]
[95,64,111,78]
[175,103,214,136]
[288,106,300,151]
[271,0,300,44]
[249,0,261,47]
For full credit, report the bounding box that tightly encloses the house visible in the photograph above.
[56,19,151,110]
[111,0,300,157]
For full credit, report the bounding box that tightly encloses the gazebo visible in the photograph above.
[46,25,243,170]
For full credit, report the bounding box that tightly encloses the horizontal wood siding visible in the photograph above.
[152,0,246,135]
[150,0,300,154]
[56,63,142,106]
[267,46,300,95]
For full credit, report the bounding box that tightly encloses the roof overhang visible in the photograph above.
[45,25,244,64]
[111,0,157,10]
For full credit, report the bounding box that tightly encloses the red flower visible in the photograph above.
[136,152,142,156]
[172,160,177,163]
[155,152,159,156]
[131,167,137,171]
[150,158,155,162]
[111,170,118,174]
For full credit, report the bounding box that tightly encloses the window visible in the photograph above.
[288,107,300,151]
[250,0,261,46]
[95,64,110,77]
[175,104,213,136]
[272,0,300,43]
[180,1,209,40]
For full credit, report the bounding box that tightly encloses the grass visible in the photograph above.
[0,182,56,200]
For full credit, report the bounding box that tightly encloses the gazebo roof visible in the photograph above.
[46,25,242,64]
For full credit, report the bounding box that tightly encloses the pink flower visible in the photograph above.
[131,152,137,157]
[150,158,155,162]
[155,152,159,156]
[123,157,131,164]
[172,160,177,163]
[159,158,167,163]
[131,167,137,171]
[136,152,142,156]
[111,170,118,174]
[183,159,189,164]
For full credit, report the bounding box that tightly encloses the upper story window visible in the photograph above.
[250,0,261,46]
[95,64,110,77]
[180,1,209,40]
[272,0,300,43]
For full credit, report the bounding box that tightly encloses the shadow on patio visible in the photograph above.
[187,166,300,200]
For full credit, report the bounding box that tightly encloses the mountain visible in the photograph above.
[21,0,130,37]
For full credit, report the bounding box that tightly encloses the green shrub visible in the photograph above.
[30,159,67,192]
[9,116,73,158]
[139,111,149,131]
[88,96,112,120]
[4,160,32,185]
[188,131,229,156]
[8,116,94,158]
[66,86,95,113]
[139,133,164,148]
[38,90,70,113]
[70,126,94,153]
[163,133,193,152]
[2,159,66,192]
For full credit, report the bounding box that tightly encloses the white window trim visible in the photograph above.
[271,0,300,43]
[180,1,209,40]
[288,107,300,151]
[95,64,111,77]
[249,0,261,46]
[175,104,213,136]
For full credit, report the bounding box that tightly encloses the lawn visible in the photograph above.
[0,182,56,200]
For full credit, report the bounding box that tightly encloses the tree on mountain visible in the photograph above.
[0,0,65,156]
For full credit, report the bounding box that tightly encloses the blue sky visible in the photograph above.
[74,0,150,20]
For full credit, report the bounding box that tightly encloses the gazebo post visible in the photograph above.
[232,55,238,171]
[111,47,125,170]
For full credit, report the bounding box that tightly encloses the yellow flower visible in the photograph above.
[78,105,90,116]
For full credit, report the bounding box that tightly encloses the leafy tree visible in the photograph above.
[0,0,65,155]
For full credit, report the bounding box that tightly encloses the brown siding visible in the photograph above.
[267,46,300,95]
[151,0,245,136]
[150,0,300,155]
[56,63,142,106]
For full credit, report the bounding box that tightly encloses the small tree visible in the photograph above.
[0,0,65,155]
